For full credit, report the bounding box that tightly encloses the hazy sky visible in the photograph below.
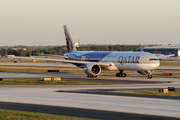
[0,0,180,46]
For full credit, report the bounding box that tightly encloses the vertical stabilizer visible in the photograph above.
[139,44,144,52]
[64,25,77,53]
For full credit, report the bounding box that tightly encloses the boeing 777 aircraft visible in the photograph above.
[13,25,160,79]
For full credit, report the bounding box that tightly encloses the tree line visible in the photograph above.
[0,45,140,57]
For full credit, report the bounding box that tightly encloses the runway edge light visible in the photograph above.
[44,78,52,81]
[44,78,61,81]
[52,78,61,81]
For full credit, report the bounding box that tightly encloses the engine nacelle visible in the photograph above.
[84,63,101,77]
[137,71,148,75]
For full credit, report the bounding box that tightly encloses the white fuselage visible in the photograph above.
[66,51,160,71]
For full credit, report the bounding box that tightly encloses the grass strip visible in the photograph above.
[0,67,84,73]
[160,62,180,66]
[0,78,120,85]
[110,90,180,97]
[0,109,97,120]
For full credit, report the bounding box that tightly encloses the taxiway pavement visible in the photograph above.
[0,84,180,119]
[0,72,180,119]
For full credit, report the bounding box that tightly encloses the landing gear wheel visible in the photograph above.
[116,73,119,77]
[116,73,121,77]
[116,72,126,77]
[87,75,97,77]
[122,73,126,77]
[87,75,91,77]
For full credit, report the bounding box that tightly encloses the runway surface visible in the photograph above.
[0,101,179,120]
[0,71,180,119]
[0,84,180,119]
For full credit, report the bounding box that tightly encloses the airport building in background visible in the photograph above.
[136,45,180,57]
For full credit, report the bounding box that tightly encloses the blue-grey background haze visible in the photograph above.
[0,0,180,46]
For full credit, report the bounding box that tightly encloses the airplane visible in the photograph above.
[13,25,160,79]
[139,44,175,59]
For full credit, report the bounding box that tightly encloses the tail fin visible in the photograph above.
[139,44,144,52]
[64,25,77,53]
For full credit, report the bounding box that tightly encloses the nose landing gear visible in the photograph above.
[147,70,152,79]
[148,75,152,79]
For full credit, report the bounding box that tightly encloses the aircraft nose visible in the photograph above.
[155,60,160,69]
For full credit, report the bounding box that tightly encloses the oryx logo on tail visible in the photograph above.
[64,25,77,53]
[139,44,144,52]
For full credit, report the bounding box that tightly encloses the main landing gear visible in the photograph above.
[87,75,97,77]
[116,70,126,77]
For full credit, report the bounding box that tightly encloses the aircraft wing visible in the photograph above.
[12,56,111,67]
[36,53,68,58]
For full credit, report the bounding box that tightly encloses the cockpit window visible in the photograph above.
[149,58,159,61]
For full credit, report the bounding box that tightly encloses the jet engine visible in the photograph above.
[84,63,101,77]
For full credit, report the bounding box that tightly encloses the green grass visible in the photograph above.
[0,78,120,85]
[0,67,84,73]
[0,67,47,73]
[110,90,180,97]
[160,62,180,66]
[0,60,47,63]
[0,109,97,120]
